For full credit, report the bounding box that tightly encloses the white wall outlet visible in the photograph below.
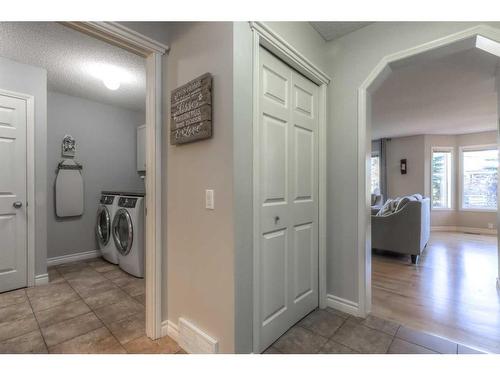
[488,223,494,229]
[205,189,214,210]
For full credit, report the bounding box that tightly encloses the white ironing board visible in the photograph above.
[55,159,84,217]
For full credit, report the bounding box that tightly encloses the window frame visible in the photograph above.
[430,146,454,211]
[459,144,498,212]
[370,151,381,195]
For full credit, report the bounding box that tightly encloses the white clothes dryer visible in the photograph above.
[112,193,145,277]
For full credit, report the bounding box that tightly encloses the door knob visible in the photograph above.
[274,216,280,224]
[13,201,22,209]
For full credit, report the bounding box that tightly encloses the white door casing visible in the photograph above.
[256,46,319,352]
[0,94,27,292]
[61,22,168,339]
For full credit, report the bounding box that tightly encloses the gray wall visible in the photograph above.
[0,56,47,278]
[386,135,426,198]
[326,22,500,305]
[47,91,144,259]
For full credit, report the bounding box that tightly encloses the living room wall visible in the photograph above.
[385,135,426,198]
[380,130,498,231]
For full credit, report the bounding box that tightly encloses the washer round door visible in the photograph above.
[96,205,111,246]
[112,208,133,256]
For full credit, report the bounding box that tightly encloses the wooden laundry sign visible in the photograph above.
[170,73,213,145]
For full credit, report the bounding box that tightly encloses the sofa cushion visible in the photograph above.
[376,198,399,216]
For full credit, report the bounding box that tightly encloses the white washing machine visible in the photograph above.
[96,191,120,264]
[112,193,145,277]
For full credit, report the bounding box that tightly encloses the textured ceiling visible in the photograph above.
[0,22,146,111]
[372,48,500,140]
[309,22,372,41]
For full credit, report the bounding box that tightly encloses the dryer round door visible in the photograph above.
[96,205,111,246]
[112,208,133,256]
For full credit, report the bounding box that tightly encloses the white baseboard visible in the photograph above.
[47,250,100,266]
[431,226,497,235]
[161,320,180,343]
[34,273,49,286]
[162,319,218,353]
[326,294,360,317]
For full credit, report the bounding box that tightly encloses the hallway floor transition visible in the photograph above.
[265,307,485,354]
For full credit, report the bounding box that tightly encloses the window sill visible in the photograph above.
[459,208,497,213]
[431,208,454,212]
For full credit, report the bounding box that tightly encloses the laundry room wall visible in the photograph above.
[47,91,145,260]
[0,56,48,279]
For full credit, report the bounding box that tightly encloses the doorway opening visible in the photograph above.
[362,31,500,353]
[0,22,166,352]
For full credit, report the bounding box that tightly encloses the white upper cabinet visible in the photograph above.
[137,124,146,172]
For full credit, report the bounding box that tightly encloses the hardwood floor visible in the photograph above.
[372,231,500,354]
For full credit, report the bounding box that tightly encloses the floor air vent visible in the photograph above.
[178,318,219,354]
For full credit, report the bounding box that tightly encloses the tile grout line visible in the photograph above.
[31,260,145,353]
[61,262,130,353]
[23,288,50,353]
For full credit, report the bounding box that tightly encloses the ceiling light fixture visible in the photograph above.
[85,63,134,91]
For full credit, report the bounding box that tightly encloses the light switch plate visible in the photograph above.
[205,189,214,210]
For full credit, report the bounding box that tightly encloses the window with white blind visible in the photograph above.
[460,146,498,211]
[431,148,453,209]
[371,153,380,194]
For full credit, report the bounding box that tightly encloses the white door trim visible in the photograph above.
[357,24,500,317]
[62,21,168,340]
[0,89,35,288]
[249,21,331,353]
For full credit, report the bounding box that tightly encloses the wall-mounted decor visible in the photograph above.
[62,134,76,157]
[170,72,212,145]
[400,158,407,175]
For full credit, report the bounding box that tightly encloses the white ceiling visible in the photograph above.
[372,48,500,140]
[309,22,372,41]
[0,22,146,111]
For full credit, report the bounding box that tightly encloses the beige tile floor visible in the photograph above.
[0,258,184,354]
[265,308,487,354]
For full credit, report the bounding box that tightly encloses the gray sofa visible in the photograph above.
[371,197,430,264]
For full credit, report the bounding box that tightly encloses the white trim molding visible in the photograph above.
[34,273,49,286]
[162,319,220,354]
[358,25,500,319]
[61,22,169,56]
[249,22,331,86]
[326,294,360,317]
[250,22,331,353]
[431,226,497,235]
[47,250,100,266]
[60,22,167,340]
[161,320,180,343]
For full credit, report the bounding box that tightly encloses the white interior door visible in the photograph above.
[256,47,319,352]
[0,93,27,293]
